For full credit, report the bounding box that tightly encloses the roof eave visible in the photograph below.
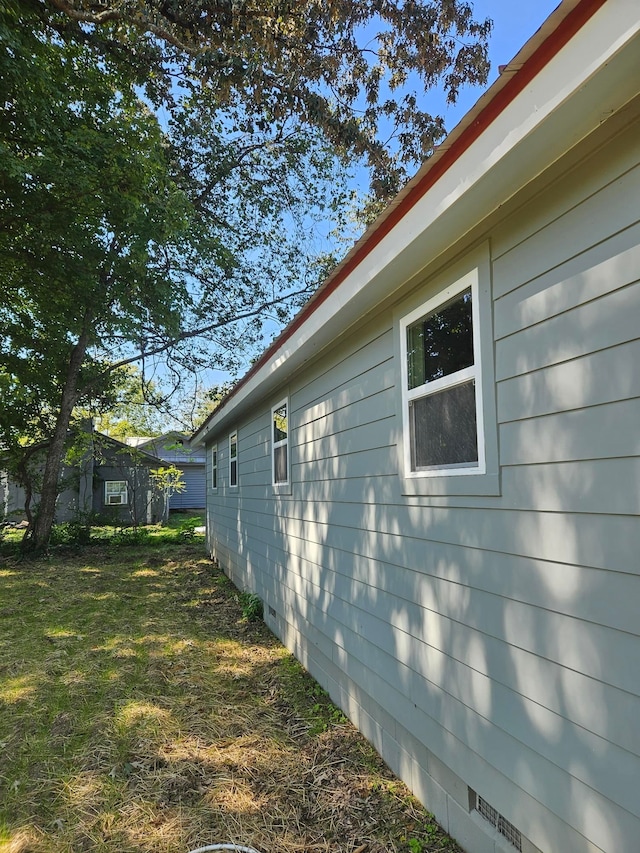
[192,0,620,447]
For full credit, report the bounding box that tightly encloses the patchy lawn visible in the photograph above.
[0,533,461,853]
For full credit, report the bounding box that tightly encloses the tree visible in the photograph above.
[1,1,492,550]
[1,2,348,549]
[38,0,491,198]
[150,466,186,523]
[90,366,169,439]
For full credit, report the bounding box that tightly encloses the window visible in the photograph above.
[211,444,218,489]
[229,431,238,487]
[271,399,289,485]
[400,270,485,477]
[105,480,128,505]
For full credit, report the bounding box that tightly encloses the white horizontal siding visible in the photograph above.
[491,117,640,299]
[499,397,640,466]
[267,563,640,853]
[496,338,640,422]
[495,281,639,381]
[205,107,640,853]
[234,494,639,575]
[293,327,394,413]
[494,223,640,338]
[256,535,640,752]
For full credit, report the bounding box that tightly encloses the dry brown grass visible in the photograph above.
[0,538,460,853]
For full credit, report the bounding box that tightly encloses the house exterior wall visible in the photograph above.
[0,482,86,524]
[0,476,26,522]
[137,434,206,509]
[0,447,92,525]
[0,470,7,518]
[1,439,167,526]
[92,460,165,525]
[204,97,640,853]
[169,465,206,510]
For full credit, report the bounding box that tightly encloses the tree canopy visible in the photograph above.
[0,0,492,549]
[39,0,492,197]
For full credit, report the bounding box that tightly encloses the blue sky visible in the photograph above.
[187,1,566,404]
[430,0,561,131]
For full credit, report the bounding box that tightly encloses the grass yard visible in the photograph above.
[0,524,460,853]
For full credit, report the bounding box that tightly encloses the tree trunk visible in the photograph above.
[26,328,90,552]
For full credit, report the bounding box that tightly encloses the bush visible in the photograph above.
[110,526,150,547]
[49,520,92,546]
[238,591,263,622]
[177,517,202,539]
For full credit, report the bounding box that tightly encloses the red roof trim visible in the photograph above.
[194,0,607,440]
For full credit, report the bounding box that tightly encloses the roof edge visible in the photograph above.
[192,0,606,446]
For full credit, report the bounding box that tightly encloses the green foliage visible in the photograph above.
[91,366,168,438]
[150,465,185,493]
[0,512,206,557]
[402,818,459,852]
[0,4,192,411]
[238,591,264,623]
[0,0,355,548]
[27,0,492,198]
[0,0,492,550]
[48,512,96,548]
[175,516,203,539]
[109,526,150,547]
[310,700,348,731]
[278,654,348,734]
[48,523,90,548]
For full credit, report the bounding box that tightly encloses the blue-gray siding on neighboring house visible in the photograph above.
[195,10,640,853]
[1,431,168,525]
[135,433,206,510]
[169,466,206,510]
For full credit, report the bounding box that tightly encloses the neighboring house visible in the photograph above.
[192,4,640,853]
[126,432,206,510]
[1,430,168,525]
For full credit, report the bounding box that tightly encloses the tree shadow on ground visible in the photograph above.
[0,542,457,853]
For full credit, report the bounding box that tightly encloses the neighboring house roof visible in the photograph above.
[1,429,164,468]
[123,436,155,447]
[192,0,638,446]
[133,432,206,465]
[91,431,165,467]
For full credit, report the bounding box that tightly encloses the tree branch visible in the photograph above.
[46,0,199,54]
[46,0,122,24]
[86,282,315,389]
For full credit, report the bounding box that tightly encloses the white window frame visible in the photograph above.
[211,443,218,490]
[399,268,486,479]
[271,397,290,486]
[229,430,238,488]
[105,480,128,505]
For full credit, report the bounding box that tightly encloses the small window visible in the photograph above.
[105,480,128,505]
[401,273,484,476]
[229,431,238,487]
[272,399,289,485]
[211,444,218,489]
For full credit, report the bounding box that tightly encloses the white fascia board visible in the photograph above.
[195,2,640,445]
[370,2,640,283]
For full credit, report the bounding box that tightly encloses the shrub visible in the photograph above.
[49,520,92,546]
[177,517,202,539]
[238,591,263,622]
[110,526,150,547]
